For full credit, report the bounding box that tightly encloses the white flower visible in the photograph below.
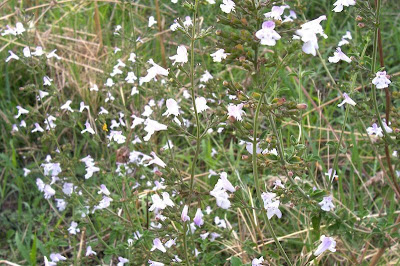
[266,200,282,219]
[32,123,44,133]
[50,253,66,263]
[43,76,53,86]
[161,192,174,207]
[319,195,335,211]
[195,97,209,113]
[151,238,167,253]
[184,16,193,27]
[206,0,215,3]
[2,22,25,36]
[23,47,32,57]
[143,118,167,141]
[273,180,285,189]
[255,21,281,46]
[220,0,235,13]
[125,72,137,83]
[14,106,29,118]
[47,49,61,60]
[139,59,169,85]
[333,0,356,12]
[163,99,180,117]
[108,130,126,144]
[98,184,110,196]
[372,71,391,89]
[252,256,264,266]
[99,107,109,115]
[43,185,56,199]
[31,46,44,56]
[200,70,213,83]
[128,52,136,63]
[61,100,74,112]
[325,168,338,182]
[264,5,289,21]
[170,21,181,31]
[94,196,113,211]
[181,205,190,222]
[131,115,145,129]
[148,260,164,266]
[6,50,19,62]
[227,103,245,121]
[37,90,49,101]
[338,31,352,46]
[81,122,95,135]
[329,47,351,63]
[210,49,228,62]
[68,221,80,235]
[283,10,297,23]
[55,198,67,211]
[62,183,74,196]
[85,246,97,256]
[169,45,188,65]
[145,152,166,168]
[367,123,383,137]
[117,257,129,266]
[105,78,114,87]
[295,15,327,56]
[148,16,157,27]
[337,93,356,107]
[90,83,98,91]
[314,235,336,256]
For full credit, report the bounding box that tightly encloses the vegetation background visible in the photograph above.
[0,0,399,265]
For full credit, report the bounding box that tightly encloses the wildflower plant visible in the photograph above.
[1,0,399,265]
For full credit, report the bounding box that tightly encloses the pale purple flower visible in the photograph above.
[117,257,129,266]
[227,103,245,121]
[85,246,97,256]
[68,221,80,235]
[314,235,336,256]
[151,238,167,253]
[252,256,264,266]
[328,47,351,63]
[193,208,204,227]
[372,71,391,89]
[255,21,281,46]
[181,205,190,222]
[319,195,335,211]
[264,5,289,20]
[337,93,356,107]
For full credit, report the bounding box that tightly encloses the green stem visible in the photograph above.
[189,0,201,195]
[252,94,292,266]
[183,221,191,266]
[328,106,350,189]
[370,0,393,144]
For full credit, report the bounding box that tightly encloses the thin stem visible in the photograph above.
[252,94,292,266]
[183,221,191,266]
[328,106,350,189]
[188,0,201,195]
[251,54,292,265]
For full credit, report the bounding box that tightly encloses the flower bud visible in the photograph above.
[356,16,363,21]
[296,103,308,110]
[242,155,249,160]
[358,23,365,28]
